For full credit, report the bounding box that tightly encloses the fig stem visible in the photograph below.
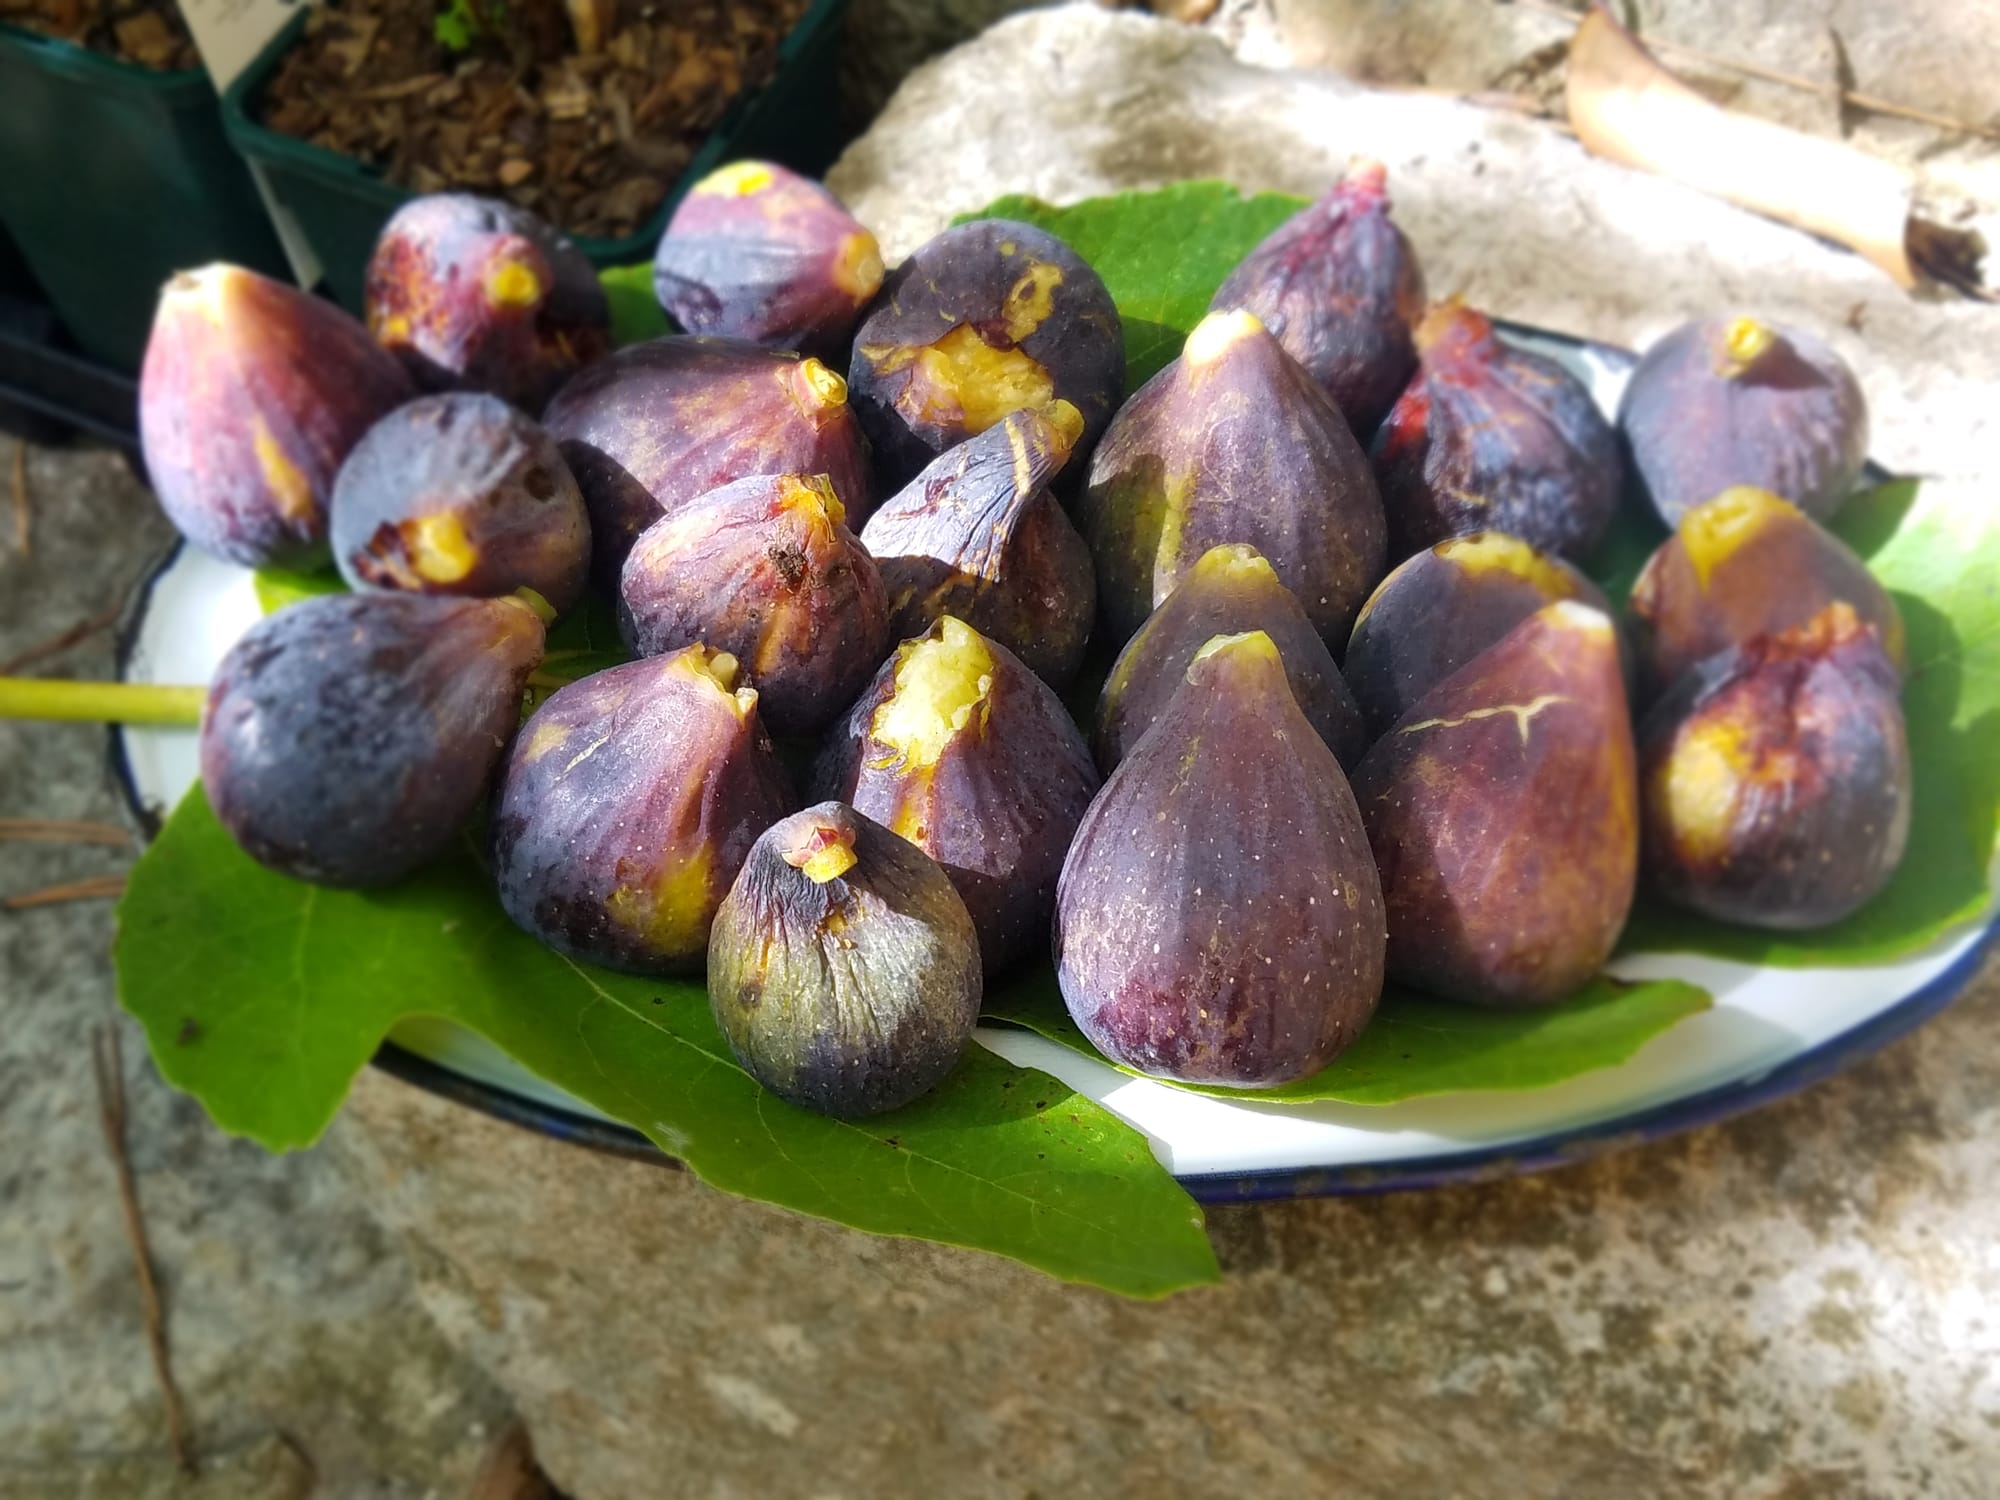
[0,678,206,727]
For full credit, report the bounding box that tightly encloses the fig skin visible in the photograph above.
[330,393,591,616]
[816,617,1101,975]
[1345,530,1613,740]
[708,801,982,1118]
[1618,314,1869,526]
[140,263,417,569]
[859,402,1096,687]
[365,193,612,413]
[1079,309,1388,649]
[1054,630,1386,1087]
[1208,159,1426,436]
[1640,602,1910,930]
[847,219,1124,487]
[1353,600,1638,1009]
[1095,543,1366,774]
[1628,486,1905,702]
[490,644,796,976]
[653,161,885,360]
[542,335,873,591]
[618,473,891,735]
[200,593,545,887]
[1368,301,1622,563]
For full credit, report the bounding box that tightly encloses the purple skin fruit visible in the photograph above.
[653,160,886,360]
[1078,308,1388,650]
[1618,314,1869,526]
[1368,301,1622,565]
[330,392,592,617]
[815,616,1101,975]
[847,219,1125,488]
[366,192,612,413]
[489,645,796,976]
[1209,158,1426,436]
[1054,630,1386,1087]
[542,335,873,592]
[200,592,545,887]
[859,402,1096,688]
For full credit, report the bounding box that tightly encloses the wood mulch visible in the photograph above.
[0,0,198,71]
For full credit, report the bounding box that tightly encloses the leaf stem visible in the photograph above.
[0,677,206,726]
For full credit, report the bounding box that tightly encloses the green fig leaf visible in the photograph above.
[599,261,671,346]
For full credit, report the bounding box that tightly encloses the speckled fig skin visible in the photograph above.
[708,801,982,1118]
[331,393,591,616]
[490,645,795,975]
[1054,630,1386,1087]
[617,474,890,735]
[816,618,1100,975]
[1353,600,1637,1008]
[200,593,544,887]
[1344,531,1613,739]
[1628,486,1904,702]
[1640,602,1910,930]
[1618,314,1869,526]
[847,219,1124,487]
[140,263,416,569]
[1078,309,1387,649]
[653,161,884,360]
[1208,159,1425,435]
[365,193,611,412]
[1368,301,1621,563]
[1095,544,1365,774]
[859,402,1096,687]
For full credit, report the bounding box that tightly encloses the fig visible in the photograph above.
[618,474,890,735]
[1054,630,1386,1087]
[139,263,416,569]
[365,193,612,413]
[330,393,591,616]
[816,617,1100,975]
[1640,602,1910,929]
[1344,530,1612,739]
[1618,314,1869,526]
[1628,486,1905,700]
[543,335,872,591]
[1078,309,1387,648]
[1208,159,1425,435]
[708,801,982,1118]
[847,219,1124,486]
[490,644,795,975]
[1095,543,1366,774]
[1368,301,1622,563]
[858,402,1096,687]
[652,161,885,359]
[200,593,544,887]
[1353,600,1637,1008]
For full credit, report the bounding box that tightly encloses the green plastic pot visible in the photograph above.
[222,0,853,314]
[0,24,290,371]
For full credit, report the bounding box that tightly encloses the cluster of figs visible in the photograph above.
[139,155,1908,1119]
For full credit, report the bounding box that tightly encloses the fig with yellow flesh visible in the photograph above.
[1353,601,1637,1008]
[708,801,982,1118]
[1054,630,1386,1087]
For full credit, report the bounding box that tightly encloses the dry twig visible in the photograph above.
[0,817,132,847]
[0,602,124,676]
[4,873,128,910]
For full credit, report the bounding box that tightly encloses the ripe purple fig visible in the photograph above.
[200,593,545,886]
[708,801,982,1118]
[1054,630,1386,1087]
[1368,301,1621,563]
[653,161,885,359]
[859,402,1096,687]
[1619,315,1869,526]
[816,617,1100,975]
[1079,309,1387,648]
[140,263,416,568]
[490,645,795,975]
[618,474,891,735]
[365,193,612,412]
[1208,159,1426,435]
